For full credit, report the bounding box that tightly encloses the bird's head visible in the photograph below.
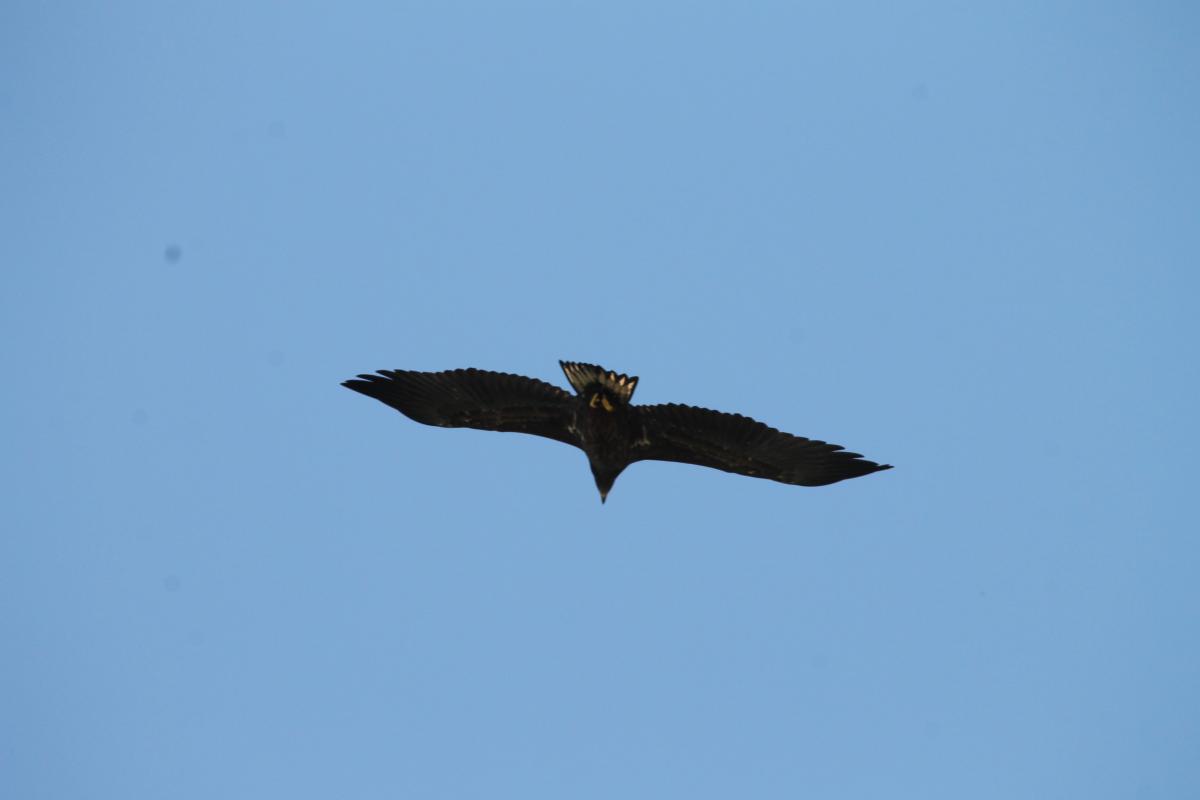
[590,461,625,504]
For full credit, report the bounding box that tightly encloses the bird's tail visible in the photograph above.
[560,361,638,403]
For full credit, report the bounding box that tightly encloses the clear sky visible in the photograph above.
[3,2,1198,798]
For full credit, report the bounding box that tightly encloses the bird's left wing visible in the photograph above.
[343,368,579,446]
[632,403,891,487]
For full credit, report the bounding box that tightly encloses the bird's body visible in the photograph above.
[562,367,642,501]
[343,360,891,502]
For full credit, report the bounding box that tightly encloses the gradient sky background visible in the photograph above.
[3,3,1198,798]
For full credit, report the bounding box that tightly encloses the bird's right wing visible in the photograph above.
[343,368,579,446]
[632,403,891,487]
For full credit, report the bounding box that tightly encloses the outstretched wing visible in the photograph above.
[343,368,578,446]
[633,403,891,487]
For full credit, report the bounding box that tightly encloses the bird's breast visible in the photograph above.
[574,403,632,451]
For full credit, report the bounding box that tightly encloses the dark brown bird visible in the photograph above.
[342,361,891,502]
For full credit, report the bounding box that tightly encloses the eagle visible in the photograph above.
[342,360,891,502]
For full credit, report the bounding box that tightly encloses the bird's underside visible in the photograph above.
[342,360,892,502]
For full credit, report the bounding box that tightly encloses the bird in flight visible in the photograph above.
[343,361,891,503]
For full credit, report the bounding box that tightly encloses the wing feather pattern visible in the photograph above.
[343,369,578,446]
[633,403,891,487]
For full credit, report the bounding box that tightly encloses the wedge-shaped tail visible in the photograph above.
[559,361,639,403]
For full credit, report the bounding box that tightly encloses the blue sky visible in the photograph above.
[3,2,1198,798]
